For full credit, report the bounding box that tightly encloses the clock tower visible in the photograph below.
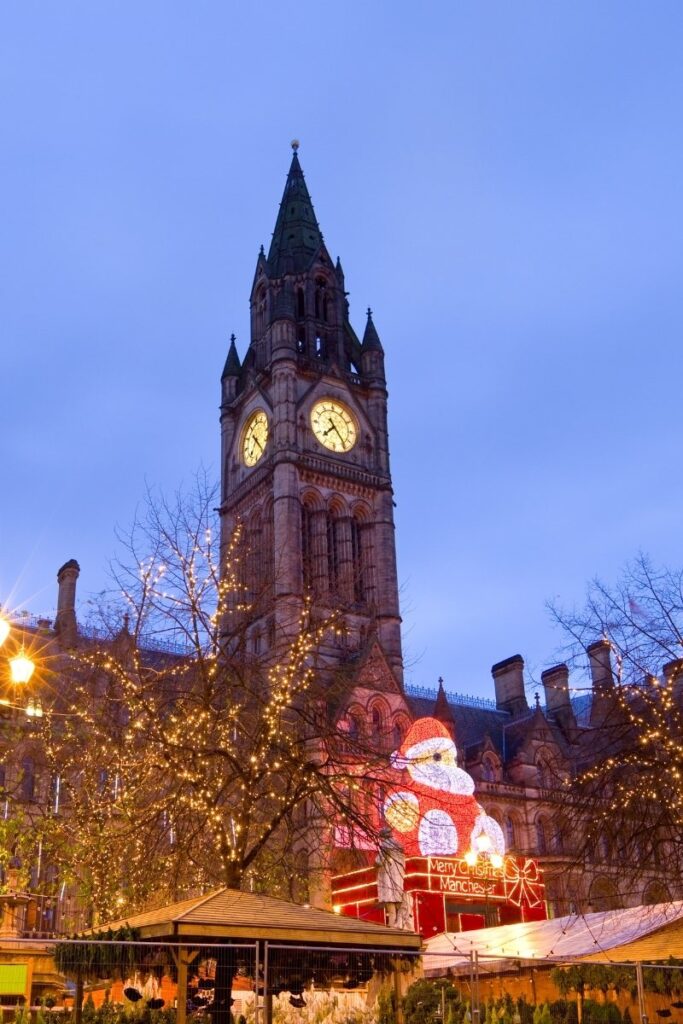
[219,144,403,687]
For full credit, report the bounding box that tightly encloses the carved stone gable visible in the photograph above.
[356,641,401,694]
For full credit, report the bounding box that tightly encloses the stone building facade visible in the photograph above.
[1,148,675,935]
[216,146,674,919]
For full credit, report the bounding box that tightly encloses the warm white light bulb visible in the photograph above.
[490,853,504,869]
[464,850,478,867]
[476,833,492,853]
[10,652,35,684]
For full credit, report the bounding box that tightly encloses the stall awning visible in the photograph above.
[423,901,683,973]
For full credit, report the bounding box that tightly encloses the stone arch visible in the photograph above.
[486,806,503,826]
[300,490,326,594]
[390,714,411,751]
[254,283,267,335]
[300,487,325,511]
[260,497,274,597]
[368,696,390,741]
[535,813,551,855]
[535,747,557,789]
[349,501,374,606]
[326,496,350,600]
[504,811,520,851]
[643,880,671,906]
[243,505,263,602]
[589,875,622,912]
[340,705,365,746]
[481,752,499,783]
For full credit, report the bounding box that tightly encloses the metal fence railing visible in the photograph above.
[0,938,679,1024]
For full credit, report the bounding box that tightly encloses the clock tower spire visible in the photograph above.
[219,144,403,685]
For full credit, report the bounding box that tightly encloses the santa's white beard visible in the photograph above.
[409,761,475,795]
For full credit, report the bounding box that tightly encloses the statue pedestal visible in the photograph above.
[0,891,31,938]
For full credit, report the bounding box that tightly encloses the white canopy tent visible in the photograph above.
[423,901,683,975]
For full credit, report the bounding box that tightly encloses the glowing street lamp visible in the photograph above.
[0,614,38,709]
[9,652,35,685]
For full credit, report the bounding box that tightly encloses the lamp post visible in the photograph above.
[0,613,37,712]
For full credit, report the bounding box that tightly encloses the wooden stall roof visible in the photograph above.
[81,888,422,950]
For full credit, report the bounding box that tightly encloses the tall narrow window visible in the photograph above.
[371,706,382,738]
[296,287,305,319]
[535,817,547,855]
[21,759,35,802]
[301,505,314,591]
[261,502,274,595]
[351,518,365,603]
[315,279,326,318]
[327,512,339,593]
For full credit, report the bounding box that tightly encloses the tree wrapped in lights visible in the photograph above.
[550,554,683,900]
[36,475,391,920]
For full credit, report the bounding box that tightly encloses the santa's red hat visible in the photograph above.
[391,716,456,768]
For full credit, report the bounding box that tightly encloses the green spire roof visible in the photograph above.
[221,334,241,379]
[361,307,383,352]
[267,144,324,276]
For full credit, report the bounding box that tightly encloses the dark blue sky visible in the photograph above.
[2,2,682,698]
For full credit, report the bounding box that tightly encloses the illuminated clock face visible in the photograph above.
[311,399,357,453]
[242,410,269,467]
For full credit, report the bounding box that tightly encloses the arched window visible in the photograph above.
[535,816,548,855]
[261,501,274,595]
[392,718,408,749]
[351,518,365,603]
[505,815,517,850]
[326,511,341,594]
[246,510,262,602]
[255,287,267,336]
[301,504,314,591]
[552,826,565,854]
[536,752,555,789]
[589,876,621,912]
[482,756,496,782]
[21,758,35,802]
[644,881,670,906]
[296,287,305,319]
[315,278,327,319]
[370,705,382,739]
[347,715,361,742]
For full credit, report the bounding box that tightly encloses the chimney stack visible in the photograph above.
[55,559,80,649]
[491,655,528,717]
[541,663,576,732]
[587,639,614,691]
[587,639,616,726]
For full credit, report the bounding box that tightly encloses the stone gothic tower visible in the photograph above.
[219,145,403,686]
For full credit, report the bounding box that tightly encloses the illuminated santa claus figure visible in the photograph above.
[384,717,505,862]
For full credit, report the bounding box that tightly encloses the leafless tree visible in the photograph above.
[548,554,683,905]
[34,475,391,922]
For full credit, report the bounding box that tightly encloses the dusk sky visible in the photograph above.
[2,2,682,700]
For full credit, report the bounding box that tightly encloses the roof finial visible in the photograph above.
[291,139,300,153]
[230,333,236,343]
[534,691,541,709]
[438,676,444,687]
[367,306,373,318]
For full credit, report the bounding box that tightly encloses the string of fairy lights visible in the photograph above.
[0,511,394,921]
